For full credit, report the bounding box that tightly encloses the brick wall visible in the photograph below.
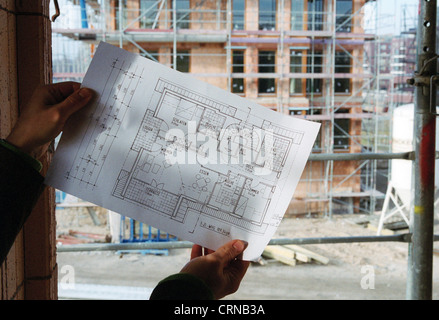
[0,0,56,300]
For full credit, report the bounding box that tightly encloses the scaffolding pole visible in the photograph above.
[56,234,439,253]
[407,0,437,300]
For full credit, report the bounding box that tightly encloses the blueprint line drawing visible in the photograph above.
[46,42,320,260]
[111,77,306,236]
[65,59,144,189]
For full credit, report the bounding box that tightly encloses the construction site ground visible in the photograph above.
[56,207,439,300]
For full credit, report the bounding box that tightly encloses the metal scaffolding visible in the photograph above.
[406,0,436,300]
[51,0,399,217]
[50,0,438,299]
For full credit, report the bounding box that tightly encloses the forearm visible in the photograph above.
[0,82,93,265]
[0,141,45,264]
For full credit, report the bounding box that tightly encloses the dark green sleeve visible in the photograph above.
[0,142,45,264]
[150,273,214,300]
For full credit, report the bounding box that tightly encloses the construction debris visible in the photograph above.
[56,230,109,245]
[262,245,297,266]
[349,214,408,234]
[262,245,329,266]
[283,245,330,265]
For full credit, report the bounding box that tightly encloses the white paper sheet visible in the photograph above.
[46,42,320,260]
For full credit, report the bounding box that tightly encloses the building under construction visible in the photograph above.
[51,0,401,217]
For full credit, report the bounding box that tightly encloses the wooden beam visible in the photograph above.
[283,245,330,265]
[263,244,330,266]
[262,246,297,266]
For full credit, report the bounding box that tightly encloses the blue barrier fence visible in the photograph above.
[119,216,178,255]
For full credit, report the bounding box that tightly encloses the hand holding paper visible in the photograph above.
[6,82,93,160]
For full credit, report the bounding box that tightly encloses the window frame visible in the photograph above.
[307,0,324,31]
[232,0,246,31]
[289,49,306,96]
[289,48,324,96]
[173,49,190,73]
[172,0,191,30]
[333,109,351,151]
[139,0,159,29]
[259,0,277,31]
[258,50,277,95]
[232,49,245,95]
[335,0,353,33]
[291,0,305,31]
[334,50,352,94]
[306,49,323,95]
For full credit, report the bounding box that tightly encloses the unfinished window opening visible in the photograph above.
[143,50,159,62]
[140,0,159,29]
[173,0,190,29]
[232,50,245,94]
[335,51,351,93]
[307,0,324,31]
[258,50,276,94]
[306,50,323,94]
[291,0,305,31]
[233,0,245,30]
[290,50,304,95]
[334,109,350,150]
[115,0,128,30]
[336,0,353,32]
[259,0,276,31]
[308,108,323,151]
[173,49,190,72]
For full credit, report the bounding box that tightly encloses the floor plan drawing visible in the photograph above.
[111,77,306,236]
[46,42,320,260]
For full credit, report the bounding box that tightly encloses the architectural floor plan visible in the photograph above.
[46,42,320,260]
